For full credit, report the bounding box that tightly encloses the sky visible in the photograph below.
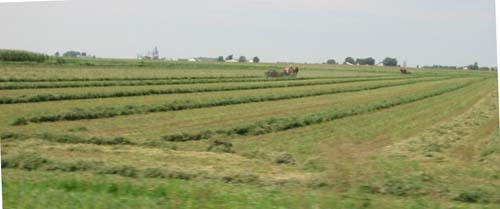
[0,0,497,66]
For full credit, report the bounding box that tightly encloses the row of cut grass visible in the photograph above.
[161,78,481,142]
[0,76,377,90]
[0,76,416,104]
[0,78,437,127]
[5,78,467,143]
[12,77,447,125]
[0,75,263,83]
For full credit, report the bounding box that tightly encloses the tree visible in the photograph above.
[252,56,260,63]
[382,57,398,66]
[217,56,224,62]
[467,62,479,70]
[54,52,60,57]
[81,52,87,57]
[344,57,355,64]
[225,54,233,61]
[238,56,247,62]
[62,51,81,57]
[326,59,337,64]
[356,57,375,65]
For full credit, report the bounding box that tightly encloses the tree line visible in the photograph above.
[217,55,260,63]
[325,57,397,66]
[55,51,96,58]
[325,57,496,71]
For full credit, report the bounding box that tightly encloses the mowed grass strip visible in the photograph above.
[0,142,312,185]
[0,76,414,104]
[0,76,369,90]
[222,78,495,180]
[12,77,445,125]
[160,78,480,142]
[0,77,430,127]
[0,75,262,83]
[7,77,470,141]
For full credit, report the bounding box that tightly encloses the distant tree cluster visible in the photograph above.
[422,62,495,71]
[344,57,355,65]
[355,57,375,65]
[60,51,95,58]
[422,65,459,70]
[220,54,259,63]
[467,62,479,70]
[325,59,337,64]
[382,57,398,66]
[341,57,376,65]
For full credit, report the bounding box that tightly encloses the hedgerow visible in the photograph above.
[0,49,48,62]
[160,79,478,142]
[15,77,444,125]
[0,76,410,104]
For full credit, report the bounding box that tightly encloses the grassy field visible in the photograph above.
[1,59,499,209]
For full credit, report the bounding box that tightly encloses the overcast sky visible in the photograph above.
[0,0,497,66]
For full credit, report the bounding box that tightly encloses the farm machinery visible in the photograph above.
[400,61,411,74]
[265,65,299,78]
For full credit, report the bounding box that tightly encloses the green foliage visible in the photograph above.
[356,57,376,65]
[62,51,83,57]
[383,57,398,66]
[238,56,247,63]
[217,56,224,62]
[0,49,48,62]
[467,62,480,70]
[326,59,337,64]
[344,57,355,64]
[252,56,260,63]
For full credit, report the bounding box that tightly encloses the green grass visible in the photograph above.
[1,60,498,209]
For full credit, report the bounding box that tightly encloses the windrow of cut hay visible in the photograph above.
[13,77,449,125]
[0,76,352,90]
[0,75,262,82]
[161,79,480,142]
[0,76,416,104]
